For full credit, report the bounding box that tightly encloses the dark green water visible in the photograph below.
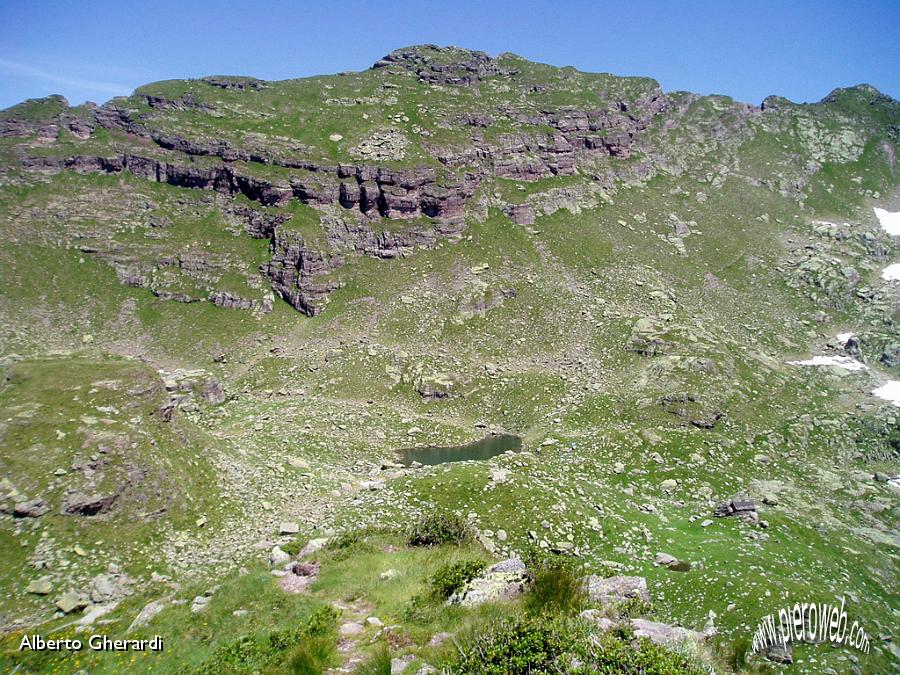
[397,434,523,466]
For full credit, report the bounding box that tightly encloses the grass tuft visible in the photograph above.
[407,510,473,547]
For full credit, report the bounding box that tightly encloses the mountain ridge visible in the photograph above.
[0,43,898,673]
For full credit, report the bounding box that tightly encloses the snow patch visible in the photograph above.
[835,332,854,347]
[788,355,868,371]
[872,380,900,406]
[881,263,900,282]
[874,208,900,236]
[813,220,853,228]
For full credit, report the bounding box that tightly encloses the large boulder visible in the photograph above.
[56,591,89,614]
[632,618,710,647]
[447,557,528,607]
[714,495,756,518]
[580,612,713,649]
[90,573,131,603]
[62,492,117,516]
[128,600,166,631]
[583,575,650,606]
[299,537,328,558]
[269,546,291,566]
[13,498,49,518]
[26,577,53,595]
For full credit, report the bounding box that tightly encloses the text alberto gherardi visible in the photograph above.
[19,634,164,652]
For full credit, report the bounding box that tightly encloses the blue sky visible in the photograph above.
[1,0,898,110]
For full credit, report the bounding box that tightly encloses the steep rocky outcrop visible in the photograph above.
[373,45,514,86]
[264,215,467,315]
[9,45,893,322]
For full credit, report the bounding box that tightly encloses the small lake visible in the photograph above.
[397,434,523,466]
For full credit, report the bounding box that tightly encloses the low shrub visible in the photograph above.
[325,530,374,560]
[430,559,486,599]
[407,510,473,547]
[449,614,574,675]
[725,636,752,671]
[609,596,654,620]
[327,530,361,550]
[583,632,705,674]
[281,539,303,556]
[524,555,587,616]
[609,619,636,641]
[303,605,339,636]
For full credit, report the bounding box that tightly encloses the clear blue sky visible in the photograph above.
[1,0,898,110]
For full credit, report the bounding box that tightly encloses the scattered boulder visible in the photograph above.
[391,655,417,674]
[660,392,725,429]
[299,537,328,558]
[583,575,650,606]
[551,541,575,554]
[90,573,130,603]
[287,457,310,470]
[128,600,166,631]
[26,577,53,595]
[669,213,694,237]
[78,603,117,626]
[581,611,712,648]
[279,522,300,535]
[200,378,226,404]
[56,591,89,614]
[447,557,527,607]
[486,557,526,574]
[62,492,117,516]
[339,621,364,637]
[653,552,691,571]
[632,617,711,647]
[13,498,49,518]
[654,552,677,567]
[505,204,536,225]
[879,344,900,367]
[270,546,291,565]
[414,372,471,399]
[714,495,756,518]
[765,640,793,664]
[191,595,210,613]
[628,318,669,356]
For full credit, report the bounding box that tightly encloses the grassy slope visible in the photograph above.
[0,50,898,673]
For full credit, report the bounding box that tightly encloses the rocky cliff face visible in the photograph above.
[2,45,900,674]
[1,45,896,316]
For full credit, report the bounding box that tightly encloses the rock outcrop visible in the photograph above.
[580,610,714,649]
[61,492,118,516]
[583,574,651,606]
[447,557,528,607]
[373,45,513,86]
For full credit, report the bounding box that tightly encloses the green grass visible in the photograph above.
[0,45,898,674]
